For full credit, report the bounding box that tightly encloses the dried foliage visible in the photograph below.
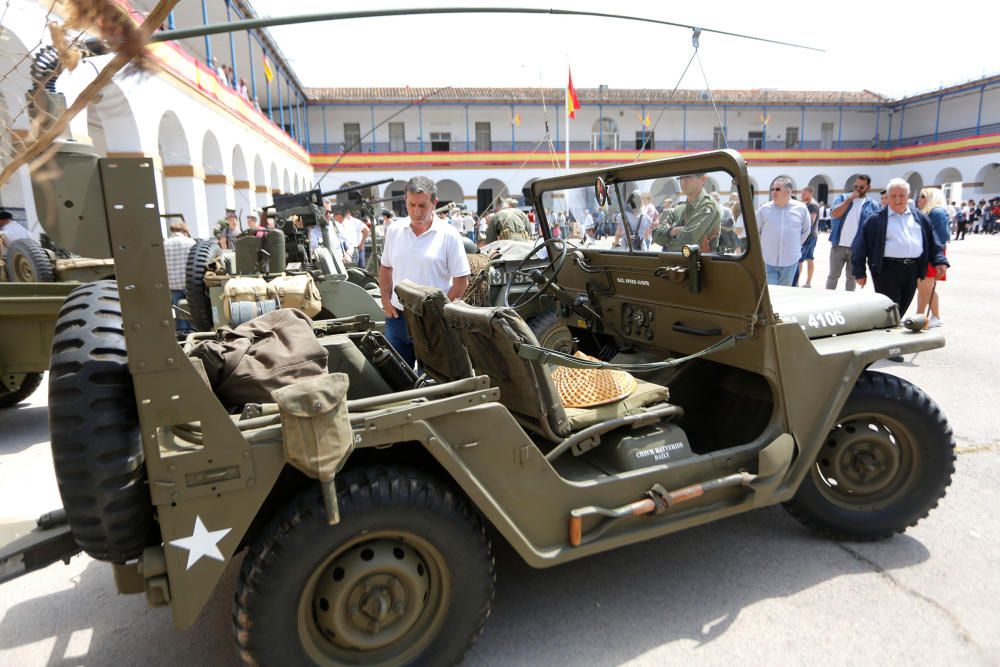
[56,0,154,73]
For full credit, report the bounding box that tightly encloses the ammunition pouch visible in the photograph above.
[273,373,354,483]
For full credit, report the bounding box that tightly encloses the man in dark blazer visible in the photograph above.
[851,177,948,317]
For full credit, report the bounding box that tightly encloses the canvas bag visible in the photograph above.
[222,276,269,323]
[267,274,322,317]
[272,373,354,483]
[189,308,327,405]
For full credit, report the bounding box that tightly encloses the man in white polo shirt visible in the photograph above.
[379,176,470,366]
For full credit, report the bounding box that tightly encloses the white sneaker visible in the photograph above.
[928,316,944,328]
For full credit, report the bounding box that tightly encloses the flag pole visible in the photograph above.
[565,91,570,169]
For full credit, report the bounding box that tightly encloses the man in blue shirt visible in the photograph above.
[826,175,879,291]
[851,178,948,318]
[756,177,811,285]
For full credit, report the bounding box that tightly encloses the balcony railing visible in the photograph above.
[308,123,999,157]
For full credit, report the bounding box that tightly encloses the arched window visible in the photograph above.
[591,118,619,150]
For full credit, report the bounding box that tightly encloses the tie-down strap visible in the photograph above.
[517,333,742,373]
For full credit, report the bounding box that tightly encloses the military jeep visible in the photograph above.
[1,149,954,666]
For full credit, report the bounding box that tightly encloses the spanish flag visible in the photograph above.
[567,68,580,119]
[263,55,274,83]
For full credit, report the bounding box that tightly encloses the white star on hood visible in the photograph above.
[169,515,232,570]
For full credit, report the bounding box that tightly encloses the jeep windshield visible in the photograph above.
[535,166,747,258]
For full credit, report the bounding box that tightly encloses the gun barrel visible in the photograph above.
[321,178,394,198]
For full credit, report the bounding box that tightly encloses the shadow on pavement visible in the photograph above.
[0,404,50,453]
[468,505,930,665]
[0,506,930,665]
[0,555,241,665]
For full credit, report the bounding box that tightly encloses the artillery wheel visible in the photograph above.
[5,238,54,282]
[784,371,955,541]
[234,466,494,666]
[0,372,44,409]
[48,280,158,561]
[185,239,221,331]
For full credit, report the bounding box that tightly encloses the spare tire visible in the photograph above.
[48,280,158,562]
[185,238,221,331]
[6,238,55,282]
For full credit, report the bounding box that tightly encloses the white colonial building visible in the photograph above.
[2,0,998,235]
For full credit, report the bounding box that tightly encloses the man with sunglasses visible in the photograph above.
[651,173,721,253]
[757,177,811,286]
[826,175,879,291]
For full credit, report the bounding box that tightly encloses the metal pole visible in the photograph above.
[226,0,238,81]
[510,104,515,149]
[799,106,804,149]
[370,105,376,152]
[934,95,941,142]
[837,108,843,149]
[278,67,284,131]
[200,0,213,66]
[465,105,470,151]
[323,106,328,153]
[419,105,424,152]
[247,29,257,102]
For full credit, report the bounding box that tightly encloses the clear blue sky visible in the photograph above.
[251,0,998,98]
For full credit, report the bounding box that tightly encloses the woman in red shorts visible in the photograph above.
[917,187,949,327]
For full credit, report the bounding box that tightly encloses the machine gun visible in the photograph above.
[264,178,392,269]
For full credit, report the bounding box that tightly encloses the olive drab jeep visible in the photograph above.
[1,148,955,665]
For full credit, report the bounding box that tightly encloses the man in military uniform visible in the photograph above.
[651,174,722,252]
[486,198,532,243]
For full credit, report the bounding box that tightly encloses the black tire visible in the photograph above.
[185,239,221,331]
[234,466,495,666]
[784,371,955,541]
[48,280,158,562]
[6,238,55,282]
[529,310,574,354]
[0,372,44,409]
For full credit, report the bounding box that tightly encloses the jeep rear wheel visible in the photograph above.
[48,280,158,561]
[785,371,955,541]
[234,466,494,666]
[0,372,44,409]
[185,238,220,331]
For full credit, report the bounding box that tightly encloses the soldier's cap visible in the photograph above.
[504,197,519,207]
[0,210,12,220]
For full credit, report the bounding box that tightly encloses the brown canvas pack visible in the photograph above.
[272,373,353,482]
[267,274,322,317]
[222,276,269,323]
[189,308,327,405]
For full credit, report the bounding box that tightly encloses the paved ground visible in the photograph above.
[1,233,998,665]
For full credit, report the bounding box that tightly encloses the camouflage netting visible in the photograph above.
[462,253,491,307]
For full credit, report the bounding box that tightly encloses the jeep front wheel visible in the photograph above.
[784,371,955,541]
[234,466,495,666]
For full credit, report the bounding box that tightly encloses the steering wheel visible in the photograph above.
[499,238,568,311]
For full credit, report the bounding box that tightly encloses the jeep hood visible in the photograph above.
[768,286,899,339]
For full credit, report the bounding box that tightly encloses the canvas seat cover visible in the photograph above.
[443,301,669,441]
[394,280,474,383]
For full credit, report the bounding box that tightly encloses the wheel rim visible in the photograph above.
[537,322,574,354]
[297,531,451,666]
[12,253,35,282]
[811,413,918,510]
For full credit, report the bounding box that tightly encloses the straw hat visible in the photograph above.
[551,351,638,408]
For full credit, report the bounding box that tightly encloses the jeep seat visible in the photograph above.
[443,300,671,442]
[394,281,474,383]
